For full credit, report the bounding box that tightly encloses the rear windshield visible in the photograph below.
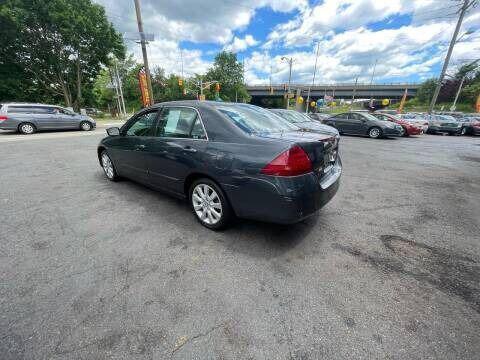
[272,110,308,124]
[362,112,383,121]
[215,104,298,134]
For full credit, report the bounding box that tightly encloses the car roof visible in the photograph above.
[3,102,61,107]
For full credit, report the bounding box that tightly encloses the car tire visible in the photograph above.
[100,150,119,181]
[402,127,409,137]
[189,178,232,230]
[18,122,36,135]
[368,127,382,139]
[80,121,92,131]
[460,127,467,135]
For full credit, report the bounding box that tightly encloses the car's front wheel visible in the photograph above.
[100,151,119,181]
[18,122,36,135]
[189,178,232,230]
[80,121,92,131]
[460,127,467,135]
[368,127,382,139]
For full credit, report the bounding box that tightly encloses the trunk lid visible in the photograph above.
[253,131,338,173]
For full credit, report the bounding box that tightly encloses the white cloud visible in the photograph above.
[224,35,259,52]
[93,0,306,77]
[133,40,211,76]
[94,0,480,84]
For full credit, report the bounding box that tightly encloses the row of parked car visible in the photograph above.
[307,110,480,138]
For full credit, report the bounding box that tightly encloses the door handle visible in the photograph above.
[182,146,197,153]
[135,144,146,151]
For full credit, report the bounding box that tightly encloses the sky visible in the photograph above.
[94,0,480,85]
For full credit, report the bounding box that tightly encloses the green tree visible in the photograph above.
[416,78,437,104]
[461,82,480,105]
[0,0,124,109]
[204,51,250,102]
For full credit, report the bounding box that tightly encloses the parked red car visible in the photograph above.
[373,112,423,136]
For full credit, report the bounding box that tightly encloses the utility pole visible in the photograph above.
[306,42,320,113]
[429,0,473,113]
[134,0,154,105]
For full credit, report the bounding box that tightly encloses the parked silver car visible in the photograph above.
[0,103,96,134]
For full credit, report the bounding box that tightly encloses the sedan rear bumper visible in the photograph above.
[382,128,403,137]
[405,126,422,135]
[224,157,342,224]
[428,126,461,134]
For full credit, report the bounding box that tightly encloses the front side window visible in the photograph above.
[155,107,203,138]
[125,111,158,136]
[56,107,74,115]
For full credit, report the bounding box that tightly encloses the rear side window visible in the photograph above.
[8,106,53,114]
[155,107,204,139]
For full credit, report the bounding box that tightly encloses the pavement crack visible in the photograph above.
[170,322,226,358]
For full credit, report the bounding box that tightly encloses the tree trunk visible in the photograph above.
[75,57,82,111]
[60,81,72,108]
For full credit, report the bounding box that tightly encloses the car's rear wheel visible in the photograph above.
[101,151,119,181]
[402,127,409,137]
[460,127,467,135]
[189,178,232,230]
[368,127,382,139]
[18,122,36,135]
[80,121,92,131]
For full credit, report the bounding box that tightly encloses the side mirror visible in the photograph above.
[106,127,120,136]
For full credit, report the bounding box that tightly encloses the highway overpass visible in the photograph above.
[246,83,420,103]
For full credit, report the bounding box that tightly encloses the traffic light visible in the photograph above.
[215,83,220,92]
[178,79,183,87]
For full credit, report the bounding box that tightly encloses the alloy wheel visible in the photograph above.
[81,122,92,131]
[191,184,223,225]
[101,153,115,179]
[369,127,381,138]
[20,124,34,134]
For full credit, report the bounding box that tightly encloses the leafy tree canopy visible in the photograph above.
[0,0,124,109]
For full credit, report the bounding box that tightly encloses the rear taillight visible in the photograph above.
[261,145,312,176]
[0,115,7,122]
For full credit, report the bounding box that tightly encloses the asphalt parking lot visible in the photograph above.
[1,129,479,359]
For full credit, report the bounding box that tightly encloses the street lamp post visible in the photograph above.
[281,56,293,109]
[369,59,378,107]
[451,75,466,111]
[450,60,479,111]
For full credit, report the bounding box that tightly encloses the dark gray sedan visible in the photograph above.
[324,111,404,138]
[0,103,96,134]
[98,101,342,229]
